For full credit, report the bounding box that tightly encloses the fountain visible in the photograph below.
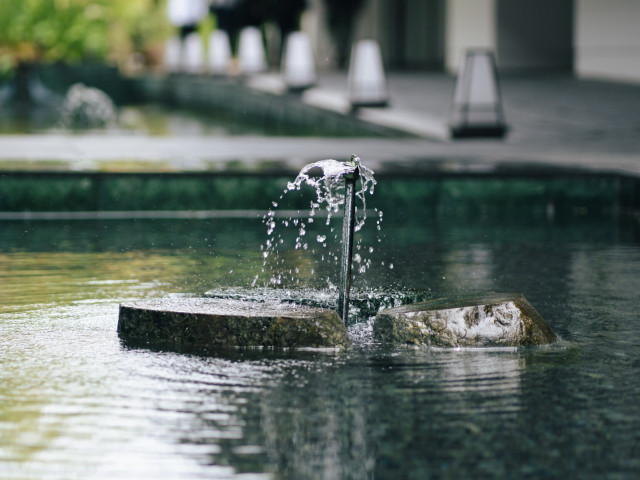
[59,83,118,129]
[117,155,557,350]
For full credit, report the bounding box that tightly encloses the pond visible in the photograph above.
[1,176,640,479]
[0,103,268,137]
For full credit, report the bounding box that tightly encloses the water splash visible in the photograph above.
[285,157,376,232]
[253,156,378,288]
[206,286,432,326]
[59,83,117,129]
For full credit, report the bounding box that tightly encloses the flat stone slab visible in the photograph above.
[373,293,557,347]
[118,297,349,350]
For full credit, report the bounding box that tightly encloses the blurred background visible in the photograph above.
[1,0,637,83]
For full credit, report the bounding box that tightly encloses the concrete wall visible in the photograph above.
[575,0,640,83]
[445,0,497,73]
[496,0,573,71]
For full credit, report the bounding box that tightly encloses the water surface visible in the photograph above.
[1,211,639,479]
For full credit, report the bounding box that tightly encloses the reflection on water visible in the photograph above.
[1,214,640,479]
[0,104,266,136]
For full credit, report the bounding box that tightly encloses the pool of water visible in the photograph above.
[2,201,640,478]
[0,104,266,136]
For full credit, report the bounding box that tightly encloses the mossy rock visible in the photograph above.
[118,297,349,350]
[373,293,557,347]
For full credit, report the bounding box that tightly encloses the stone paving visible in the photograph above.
[1,71,640,177]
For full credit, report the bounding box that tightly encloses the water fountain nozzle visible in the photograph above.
[342,154,361,181]
[341,164,360,182]
[338,157,360,324]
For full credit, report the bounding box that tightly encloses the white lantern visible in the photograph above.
[347,39,389,108]
[238,27,267,75]
[450,50,507,138]
[282,31,316,92]
[209,30,232,75]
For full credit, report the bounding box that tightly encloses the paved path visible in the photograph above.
[1,72,640,177]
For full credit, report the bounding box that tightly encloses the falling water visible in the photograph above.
[253,156,377,290]
[221,155,432,326]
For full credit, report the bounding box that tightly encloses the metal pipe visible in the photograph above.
[337,165,359,324]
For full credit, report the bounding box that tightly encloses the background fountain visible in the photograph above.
[59,83,118,129]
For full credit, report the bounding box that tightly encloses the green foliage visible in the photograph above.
[0,0,171,74]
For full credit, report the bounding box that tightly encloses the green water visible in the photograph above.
[0,104,266,136]
[1,196,640,478]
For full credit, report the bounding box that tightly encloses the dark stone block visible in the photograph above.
[118,297,349,350]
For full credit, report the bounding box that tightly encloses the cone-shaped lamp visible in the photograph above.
[238,26,267,74]
[347,39,389,108]
[450,50,507,138]
[282,31,316,92]
[163,36,183,73]
[209,30,231,75]
[183,33,204,73]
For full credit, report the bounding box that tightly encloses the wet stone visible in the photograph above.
[118,297,350,350]
[373,293,558,347]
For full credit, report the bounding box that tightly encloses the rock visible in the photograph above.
[373,293,557,347]
[118,297,349,350]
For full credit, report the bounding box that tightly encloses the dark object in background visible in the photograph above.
[323,0,365,69]
[211,0,307,54]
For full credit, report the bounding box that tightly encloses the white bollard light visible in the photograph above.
[238,26,267,75]
[182,32,205,73]
[167,0,208,29]
[450,50,507,138]
[209,30,232,75]
[347,39,389,108]
[281,31,316,92]
[163,35,183,73]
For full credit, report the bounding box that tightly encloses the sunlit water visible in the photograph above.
[0,103,267,136]
[2,212,640,479]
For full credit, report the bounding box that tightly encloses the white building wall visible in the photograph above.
[575,0,640,83]
[445,0,496,73]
